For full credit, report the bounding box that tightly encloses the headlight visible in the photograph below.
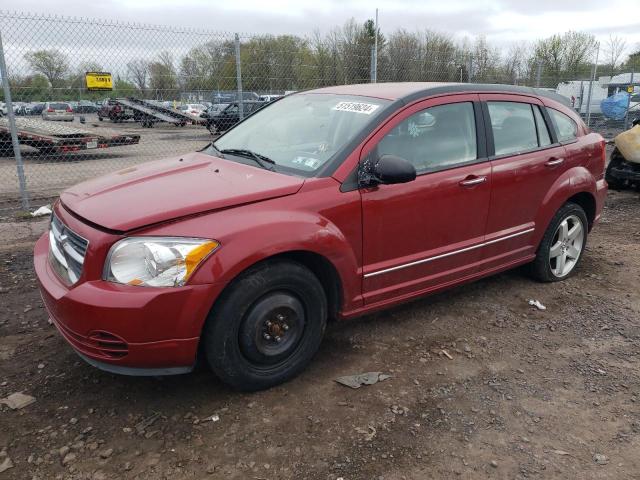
[104,237,219,287]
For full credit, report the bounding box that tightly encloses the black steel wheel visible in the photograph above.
[203,260,327,391]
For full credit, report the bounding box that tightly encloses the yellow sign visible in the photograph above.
[627,85,635,94]
[85,72,113,91]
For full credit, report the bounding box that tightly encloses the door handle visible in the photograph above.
[545,157,564,167]
[459,176,487,187]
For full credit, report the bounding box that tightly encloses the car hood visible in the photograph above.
[60,152,305,231]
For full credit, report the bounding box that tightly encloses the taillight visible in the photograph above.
[47,108,54,112]
[66,108,73,113]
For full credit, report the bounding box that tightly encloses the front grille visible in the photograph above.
[49,213,89,285]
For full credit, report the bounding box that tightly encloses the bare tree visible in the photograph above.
[502,42,531,83]
[605,35,627,75]
[127,59,149,92]
[472,36,500,82]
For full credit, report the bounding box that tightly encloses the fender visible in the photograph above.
[140,180,363,315]
[533,165,596,246]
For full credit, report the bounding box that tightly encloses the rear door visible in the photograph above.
[360,95,492,306]
[478,94,568,271]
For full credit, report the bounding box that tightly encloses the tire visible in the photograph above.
[530,202,588,282]
[203,260,327,391]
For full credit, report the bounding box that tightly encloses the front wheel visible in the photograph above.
[530,202,588,282]
[203,260,327,391]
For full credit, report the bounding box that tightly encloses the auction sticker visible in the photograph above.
[333,101,380,115]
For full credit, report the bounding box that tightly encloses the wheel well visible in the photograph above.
[566,192,596,230]
[269,251,342,321]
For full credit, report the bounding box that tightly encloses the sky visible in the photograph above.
[1,0,639,53]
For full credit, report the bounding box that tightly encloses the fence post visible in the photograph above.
[234,33,244,121]
[584,43,600,127]
[467,54,473,83]
[535,61,542,87]
[0,30,29,211]
[624,72,635,131]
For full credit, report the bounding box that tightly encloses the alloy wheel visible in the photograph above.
[549,214,584,277]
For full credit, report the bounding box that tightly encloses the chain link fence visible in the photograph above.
[0,11,638,212]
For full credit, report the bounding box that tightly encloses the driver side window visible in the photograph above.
[377,102,477,174]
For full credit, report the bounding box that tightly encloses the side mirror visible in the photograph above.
[374,155,417,184]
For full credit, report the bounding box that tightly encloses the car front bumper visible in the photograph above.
[34,233,216,375]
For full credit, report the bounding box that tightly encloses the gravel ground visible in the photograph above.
[0,189,639,480]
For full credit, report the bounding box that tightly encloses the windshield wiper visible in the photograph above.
[218,148,276,171]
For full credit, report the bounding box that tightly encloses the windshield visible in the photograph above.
[209,93,390,175]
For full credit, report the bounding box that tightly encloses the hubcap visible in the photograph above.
[549,214,584,277]
[239,292,305,365]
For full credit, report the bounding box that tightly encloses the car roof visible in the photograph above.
[304,82,571,107]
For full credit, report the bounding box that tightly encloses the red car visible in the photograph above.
[35,83,607,391]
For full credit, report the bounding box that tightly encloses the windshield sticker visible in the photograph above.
[333,101,380,115]
[292,156,320,169]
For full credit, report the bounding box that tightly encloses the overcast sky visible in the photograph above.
[2,0,639,53]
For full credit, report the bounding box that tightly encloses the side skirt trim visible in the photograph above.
[364,228,535,279]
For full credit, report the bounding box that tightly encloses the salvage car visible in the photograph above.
[35,83,607,391]
[97,99,133,122]
[202,100,266,133]
[605,118,640,189]
[42,102,74,122]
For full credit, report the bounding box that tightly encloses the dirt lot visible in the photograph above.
[0,189,639,480]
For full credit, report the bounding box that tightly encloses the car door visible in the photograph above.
[360,95,492,306]
[478,94,569,271]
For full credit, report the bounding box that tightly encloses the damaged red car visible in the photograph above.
[35,83,608,391]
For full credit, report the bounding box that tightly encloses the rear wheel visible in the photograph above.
[203,260,327,391]
[530,202,588,282]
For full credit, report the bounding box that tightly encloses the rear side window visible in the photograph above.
[487,102,538,155]
[548,109,578,142]
[533,106,552,147]
[377,102,477,174]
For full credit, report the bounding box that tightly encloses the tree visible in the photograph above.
[127,59,150,94]
[604,35,627,75]
[180,40,235,93]
[472,35,500,82]
[148,51,178,99]
[624,46,640,70]
[24,49,69,88]
[501,42,533,84]
[112,77,137,98]
[534,31,596,84]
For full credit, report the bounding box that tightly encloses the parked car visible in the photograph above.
[258,94,283,102]
[179,103,207,116]
[75,100,99,114]
[42,102,74,122]
[0,102,7,116]
[98,99,133,122]
[16,102,45,116]
[35,83,607,391]
[203,100,266,133]
[30,103,46,116]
